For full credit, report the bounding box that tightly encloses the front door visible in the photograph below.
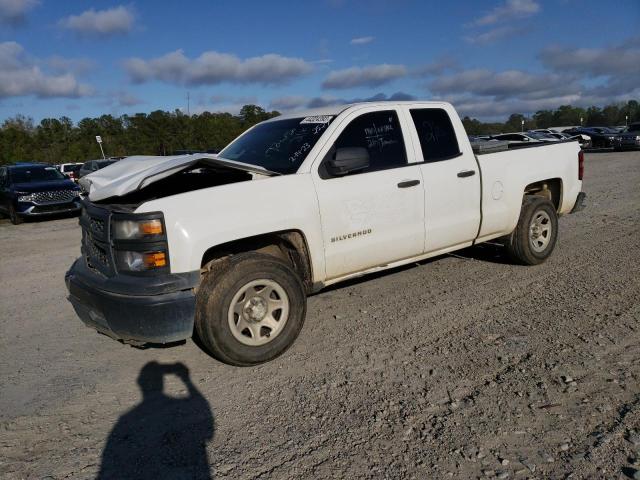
[312,108,425,279]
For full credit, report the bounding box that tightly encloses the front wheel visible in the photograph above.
[195,252,306,366]
[505,196,558,265]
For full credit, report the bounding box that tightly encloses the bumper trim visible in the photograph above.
[66,260,198,344]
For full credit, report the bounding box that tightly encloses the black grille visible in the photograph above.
[80,203,113,276]
[90,218,105,234]
[86,238,108,266]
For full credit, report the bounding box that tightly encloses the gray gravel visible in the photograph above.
[1,151,639,479]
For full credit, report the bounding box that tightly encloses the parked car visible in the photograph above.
[78,159,120,179]
[57,162,83,182]
[615,122,640,150]
[534,129,592,148]
[489,132,547,145]
[0,163,81,224]
[66,101,586,366]
[563,127,619,148]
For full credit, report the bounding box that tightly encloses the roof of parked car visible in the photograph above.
[9,162,47,168]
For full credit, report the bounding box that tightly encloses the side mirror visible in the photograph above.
[327,147,370,176]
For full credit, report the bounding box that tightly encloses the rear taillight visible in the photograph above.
[578,150,584,180]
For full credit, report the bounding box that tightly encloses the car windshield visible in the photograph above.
[527,132,548,140]
[11,166,66,183]
[218,116,334,174]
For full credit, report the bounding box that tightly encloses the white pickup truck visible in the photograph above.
[66,101,586,366]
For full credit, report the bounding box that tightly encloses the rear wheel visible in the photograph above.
[505,196,558,265]
[9,204,23,225]
[195,252,306,366]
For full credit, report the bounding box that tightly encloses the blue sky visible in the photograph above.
[0,0,639,122]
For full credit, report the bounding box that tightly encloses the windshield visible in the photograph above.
[11,166,66,183]
[218,116,334,174]
[527,132,549,140]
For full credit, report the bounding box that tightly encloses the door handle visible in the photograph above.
[457,170,476,178]
[397,179,420,188]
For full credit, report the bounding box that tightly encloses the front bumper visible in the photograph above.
[16,200,81,216]
[614,140,640,150]
[65,258,199,344]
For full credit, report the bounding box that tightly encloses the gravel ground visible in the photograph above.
[1,151,639,480]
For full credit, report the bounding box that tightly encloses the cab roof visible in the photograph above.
[264,100,452,122]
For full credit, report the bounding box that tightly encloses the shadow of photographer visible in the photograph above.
[98,361,214,479]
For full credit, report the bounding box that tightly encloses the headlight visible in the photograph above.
[115,250,167,272]
[113,218,164,240]
[635,136,640,141]
[17,193,35,202]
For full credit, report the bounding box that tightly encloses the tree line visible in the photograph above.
[1,100,638,165]
[462,100,639,136]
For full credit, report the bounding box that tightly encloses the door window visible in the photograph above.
[410,109,460,162]
[323,110,407,177]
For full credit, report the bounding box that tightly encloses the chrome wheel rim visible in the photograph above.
[529,210,552,253]
[228,279,289,346]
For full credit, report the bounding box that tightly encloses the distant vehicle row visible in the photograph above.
[471,123,640,150]
[55,158,123,183]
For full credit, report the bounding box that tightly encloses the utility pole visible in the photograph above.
[95,136,106,159]
[187,91,190,116]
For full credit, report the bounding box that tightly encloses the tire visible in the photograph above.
[504,196,558,265]
[9,204,23,225]
[195,252,306,366]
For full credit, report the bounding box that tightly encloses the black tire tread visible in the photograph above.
[195,252,306,366]
[505,196,558,265]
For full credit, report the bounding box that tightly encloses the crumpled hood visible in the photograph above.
[80,153,275,202]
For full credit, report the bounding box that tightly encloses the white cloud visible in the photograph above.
[473,0,540,26]
[0,42,92,99]
[412,57,458,76]
[426,38,640,120]
[350,36,374,45]
[47,56,95,75]
[269,95,308,111]
[124,50,312,86]
[270,92,417,111]
[0,0,38,25]
[539,41,640,78]
[116,91,142,107]
[429,68,579,100]
[322,64,407,89]
[465,25,528,45]
[59,5,135,36]
[210,94,258,105]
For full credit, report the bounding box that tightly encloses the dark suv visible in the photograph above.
[0,163,82,224]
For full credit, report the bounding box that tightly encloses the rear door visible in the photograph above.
[401,106,481,253]
[312,107,425,279]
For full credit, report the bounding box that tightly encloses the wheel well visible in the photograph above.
[524,178,562,211]
[200,230,313,293]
